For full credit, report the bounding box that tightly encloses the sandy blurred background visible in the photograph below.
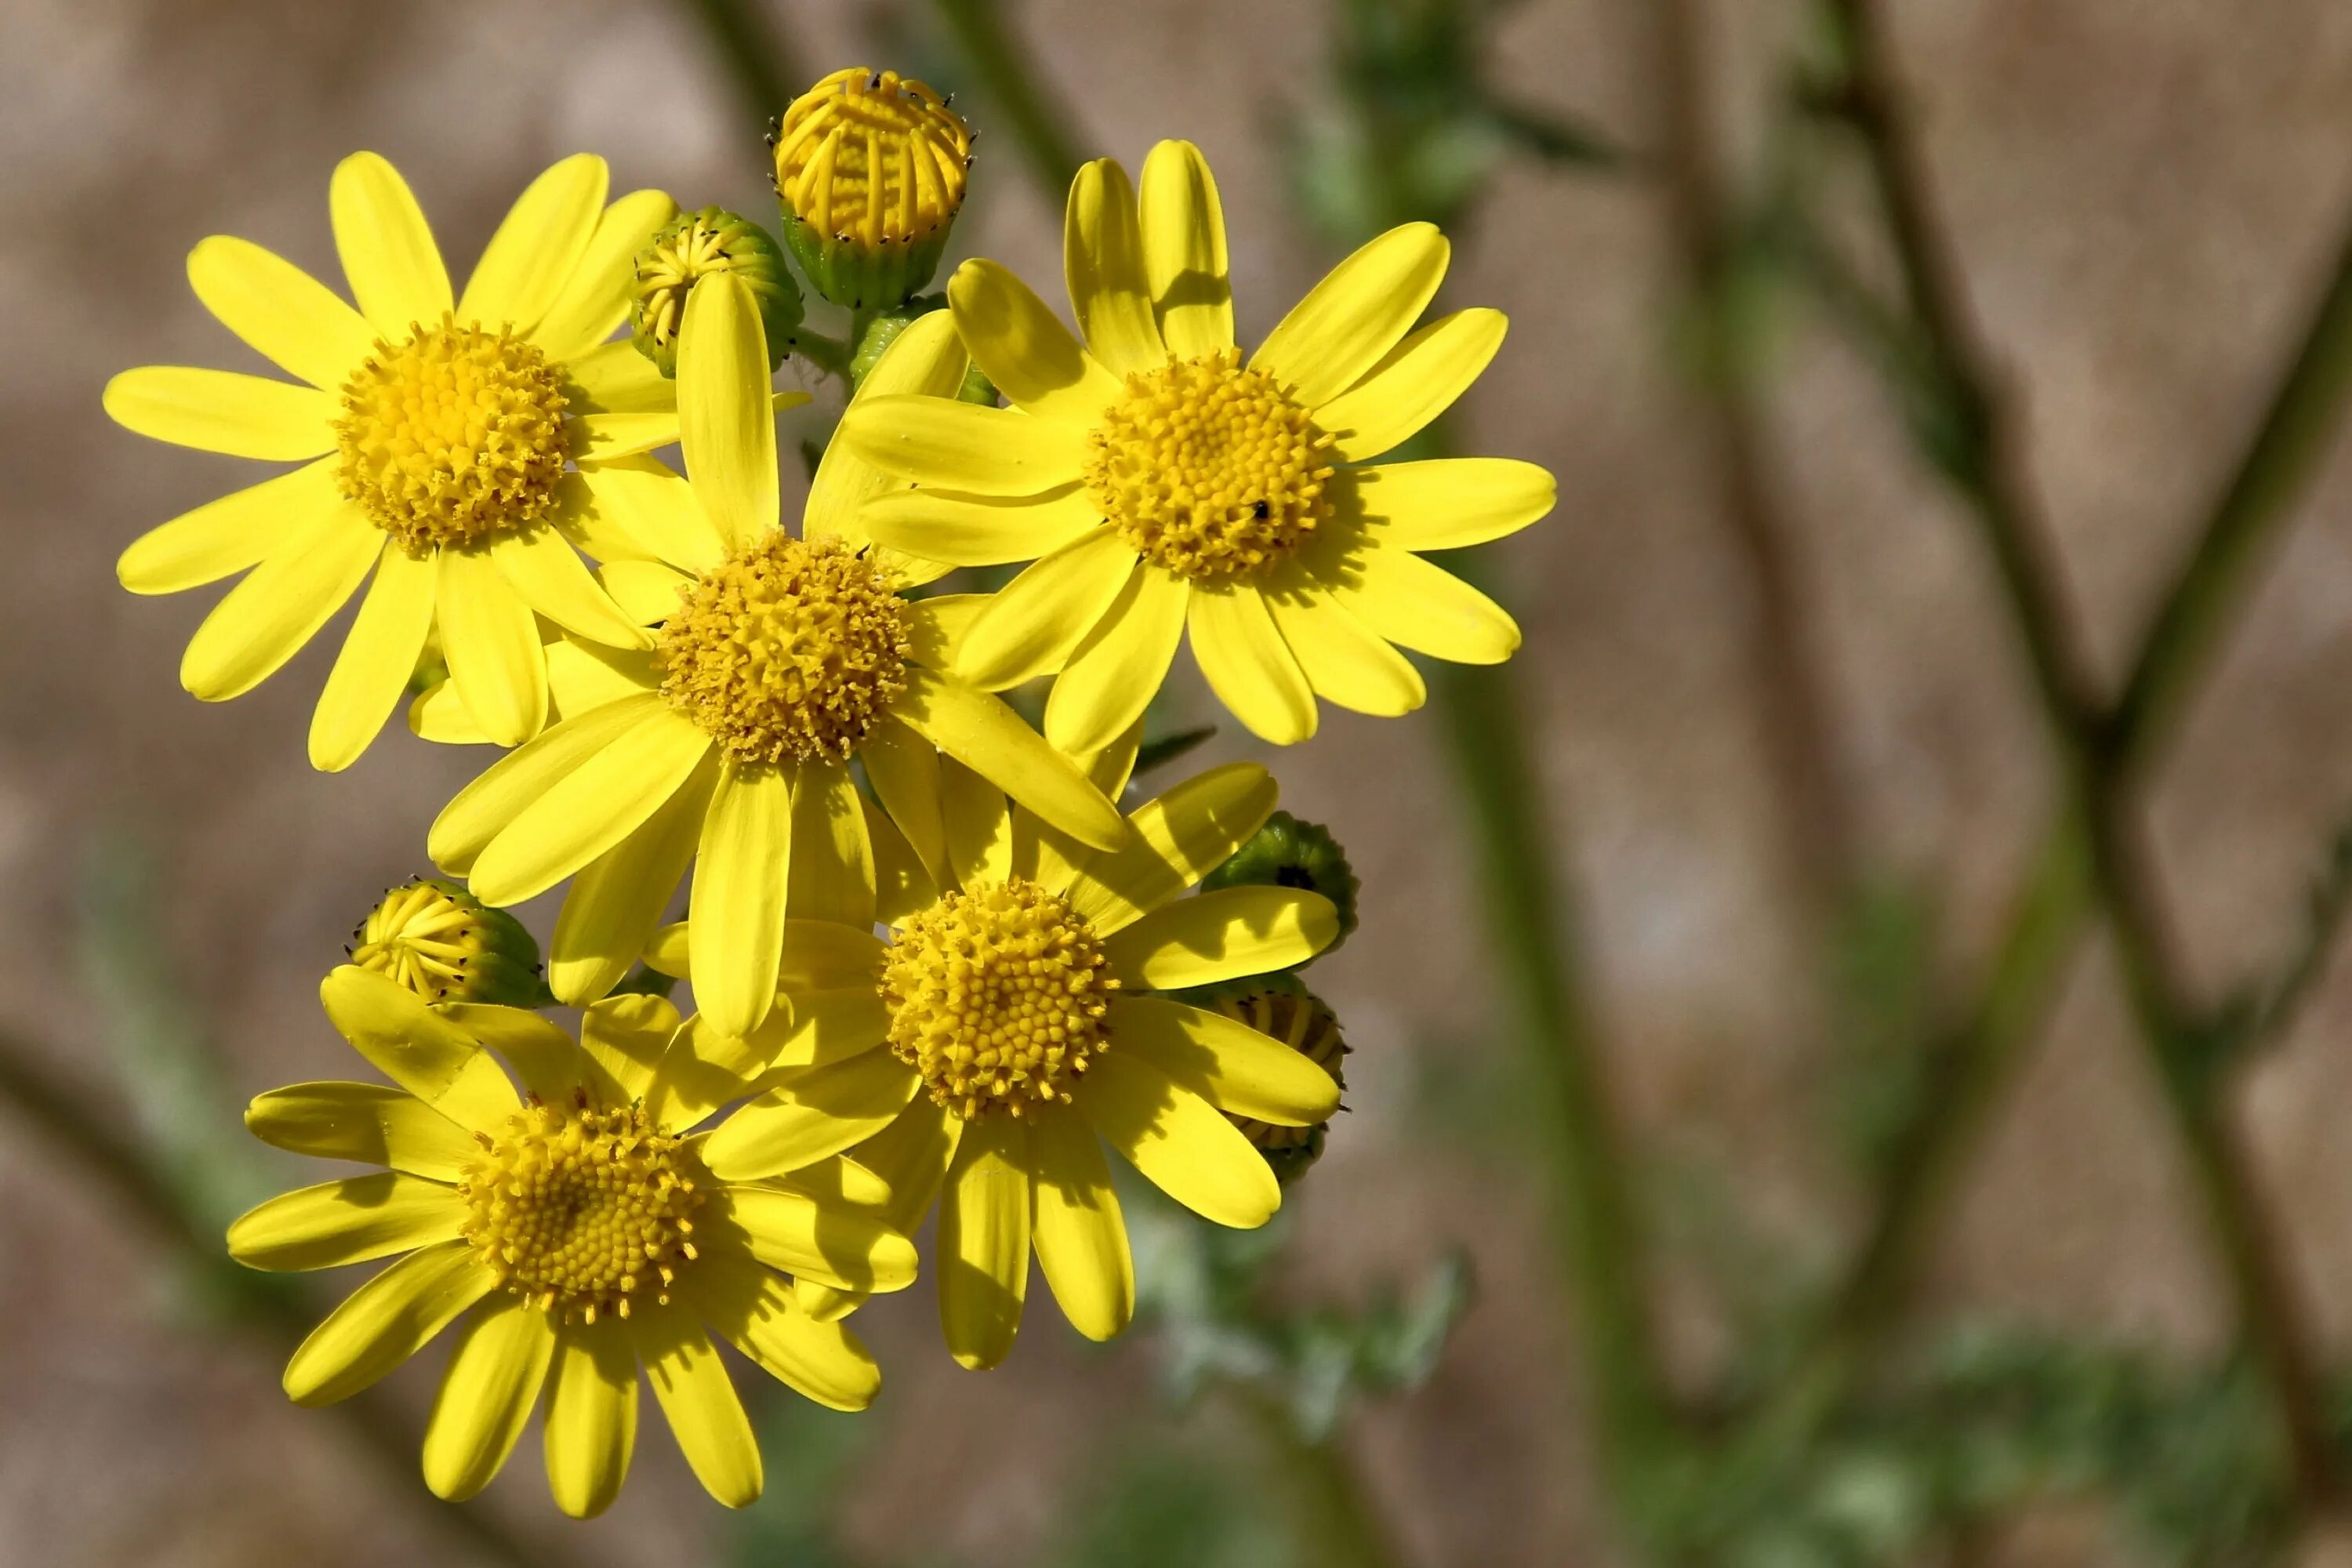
[9,1,2352,1563]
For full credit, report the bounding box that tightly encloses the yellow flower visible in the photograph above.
[642,737,1342,1369]
[228,966,913,1515]
[102,152,739,768]
[428,278,1127,1038]
[838,140,1558,748]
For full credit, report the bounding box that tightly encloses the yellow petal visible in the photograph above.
[1077,1050,1279,1229]
[838,394,1088,497]
[466,705,712,906]
[549,750,719,1006]
[441,1004,595,1104]
[1028,1109,1132,1342]
[409,674,487,744]
[430,692,661,874]
[309,543,435,772]
[1019,727,1143,898]
[543,1316,638,1519]
[894,666,1126,851]
[1352,456,1558,550]
[318,964,523,1130]
[1139,140,1233,359]
[866,795,940,926]
[1316,307,1507,462]
[1066,157,1165,376]
[244,1080,480,1180]
[941,755,1014,889]
[187,235,376,390]
[804,310,969,546]
[581,993,681,1105]
[118,458,343,596]
[906,592,992,671]
[1044,564,1189,754]
[956,530,1138,689]
[861,716,949,889]
[690,759,794,1039]
[531,188,680,361]
[1250,222,1447,408]
[677,272,779,551]
[330,151,452,336]
[1109,994,1341,1125]
[597,557,695,624]
[747,986,894,1076]
[282,1240,494,1406]
[630,1301,761,1508]
[948,258,1124,426]
[1327,535,1521,664]
[492,524,652,651]
[1065,762,1278,935]
[851,1098,963,1231]
[180,505,381,701]
[104,366,335,459]
[787,763,876,929]
[1187,582,1318,745]
[938,1113,1031,1370]
[437,544,549,746]
[1103,887,1339,991]
[570,409,685,463]
[423,1296,557,1501]
[645,1014,769,1135]
[564,339,680,416]
[227,1171,463,1272]
[546,633,659,718]
[701,1052,921,1183]
[1264,571,1425,717]
[703,1181,920,1294]
[573,457,723,574]
[457,153,609,332]
[860,483,1103,568]
[685,1250,882,1411]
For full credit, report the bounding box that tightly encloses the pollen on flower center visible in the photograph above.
[334,314,570,552]
[656,532,910,765]
[1085,348,1337,582]
[878,879,1120,1120]
[459,1095,704,1323]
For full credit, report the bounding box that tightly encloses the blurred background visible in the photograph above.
[11,0,2352,1563]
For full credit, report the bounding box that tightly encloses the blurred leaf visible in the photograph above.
[1133,725,1218,779]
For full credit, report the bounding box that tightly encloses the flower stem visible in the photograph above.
[928,0,1091,196]
[1230,1385,1407,1568]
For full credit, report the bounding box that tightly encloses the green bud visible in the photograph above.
[350,878,549,1007]
[631,207,803,376]
[771,67,972,310]
[1200,811,1360,957]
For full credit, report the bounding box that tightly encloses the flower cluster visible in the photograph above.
[105,62,1552,1516]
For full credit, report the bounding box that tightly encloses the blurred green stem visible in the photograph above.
[929,0,1088,195]
[0,1033,561,1568]
[1811,0,2340,1508]
[679,0,807,121]
[1232,1387,1406,1568]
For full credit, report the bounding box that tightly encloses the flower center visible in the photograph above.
[351,879,488,999]
[878,879,1120,1120]
[333,314,570,553]
[772,67,971,245]
[459,1095,703,1322]
[656,533,910,765]
[1085,349,1337,582]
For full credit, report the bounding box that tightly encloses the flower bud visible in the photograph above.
[771,67,972,310]
[631,207,803,376]
[349,878,549,1007]
[1204,974,1349,1185]
[1200,811,1360,956]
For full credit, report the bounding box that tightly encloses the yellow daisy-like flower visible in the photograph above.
[644,738,1342,1369]
[428,277,1127,1039]
[838,140,1559,749]
[102,152,752,768]
[228,966,914,1515]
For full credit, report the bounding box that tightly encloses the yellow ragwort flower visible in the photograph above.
[227,967,915,1515]
[103,153,733,768]
[426,278,1126,1039]
[838,140,1559,748]
[641,738,1341,1369]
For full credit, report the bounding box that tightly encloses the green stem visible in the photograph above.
[1231,1387,1406,1568]
[1820,0,2339,1509]
[677,0,807,123]
[0,1035,562,1568]
[929,0,1091,194]
[786,325,853,383]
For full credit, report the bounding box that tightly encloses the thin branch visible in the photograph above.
[928,0,1090,197]
[0,1035,562,1568]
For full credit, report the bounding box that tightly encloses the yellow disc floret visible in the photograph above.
[351,880,488,999]
[880,879,1120,1120]
[459,1094,703,1323]
[657,533,910,765]
[1086,349,1337,580]
[334,314,570,552]
[773,67,971,247]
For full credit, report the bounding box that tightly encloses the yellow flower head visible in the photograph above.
[643,739,1343,1370]
[838,140,1559,750]
[227,967,916,1515]
[349,876,546,1007]
[771,67,972,308]
[103,153,703,769]
[426,281,1127,1040]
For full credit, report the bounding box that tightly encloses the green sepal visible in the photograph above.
[631,207,803,377]
[1200,811,1360,958]
[780,206,952,314]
